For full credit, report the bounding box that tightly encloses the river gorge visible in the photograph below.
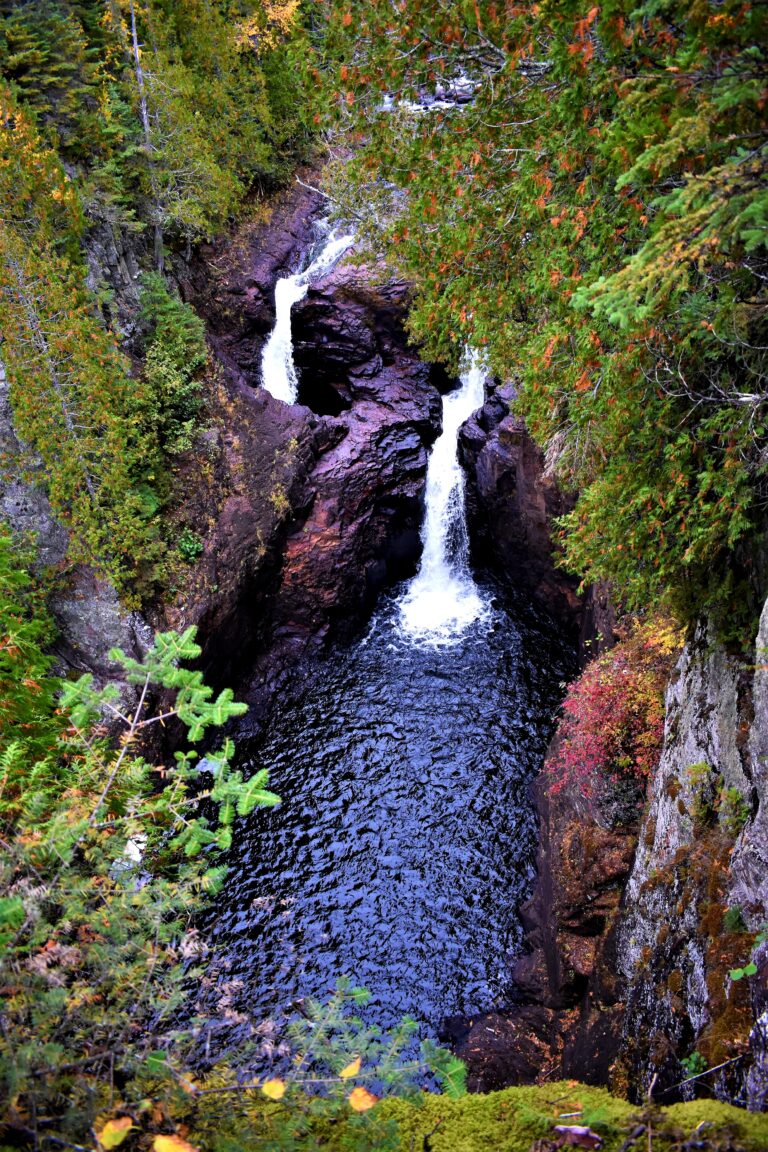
[197,222,574,1055]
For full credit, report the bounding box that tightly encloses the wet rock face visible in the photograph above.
[161,380,318,693]
[462,602,768,1106]
[458,382,581,623]
[239,270,442,708]
[613,617,764,1104]
[514,782,638,1089]
[440,1007,560,1091]
[169,224,443,701]
[180,179,325,382]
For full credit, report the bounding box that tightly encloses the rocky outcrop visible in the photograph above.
[614,607,768,1107]
[452,768,639,1093]
[2,172,443,706]
[459,381,581,623]
[158,378,318,694]
[179,177,325,384]
[473,603,768,1108]
[84,212,144,344]
[165,249,443,706]
[266,270,442,634]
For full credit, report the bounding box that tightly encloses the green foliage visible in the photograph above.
[0,88,164,596]
[686,761,718,828]
[0,0,98,158]
[0,611,274,1145]
[730,962,758,983]
[140,271,207,362]
[383,1084,768,1152]
[718,787,751,838]
[723,906,747,934]
[282,979,466,1100]
[1,0,317,251]
[140,272,207,455]
[0,524,60,764]
[730,925,768,982]
[681,1051,708,1078]
[323,0,768,630]
[178,526,204,563]
[182,981,467,1152]
[0,4,319,602]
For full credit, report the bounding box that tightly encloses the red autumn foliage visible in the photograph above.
[547,619,681,799]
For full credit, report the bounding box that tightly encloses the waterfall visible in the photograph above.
[261,223,354,404]
[397,350,489,644]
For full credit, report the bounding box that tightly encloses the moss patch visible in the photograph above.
[378,1083,768,1152]
[664,1098,768,1146]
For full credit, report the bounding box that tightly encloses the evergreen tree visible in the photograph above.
[323,0,768,629]
[0,88,164,593]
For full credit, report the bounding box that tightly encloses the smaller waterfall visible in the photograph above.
[397,350,489,644]
[261,223,355,404]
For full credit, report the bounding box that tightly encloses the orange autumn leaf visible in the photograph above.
[153,1136,198,1152]
[348,1086,379,1111]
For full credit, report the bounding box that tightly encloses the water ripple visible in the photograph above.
[205,591,573,1035]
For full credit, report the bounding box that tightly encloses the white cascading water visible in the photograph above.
[397,350,489,644]
[261,223,355,404]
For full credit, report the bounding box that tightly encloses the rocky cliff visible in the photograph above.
[1,177,450,713]
[477,602,768,1110]
[169,189,446,707]
[459,381,579,622]
[614,605,768,1107]
[9,166,767,1117]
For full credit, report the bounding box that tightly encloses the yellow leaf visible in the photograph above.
[153,1136,198,1152]
[348,1086,378,1112]
[96,1118,133,1150]
[261,1078,286,1100]
[339,1056,361,1079]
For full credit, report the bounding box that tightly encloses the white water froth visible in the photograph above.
[397,351,489,645]
[261,224,354,404]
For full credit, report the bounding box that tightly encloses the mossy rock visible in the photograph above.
[378,1083,768,1152]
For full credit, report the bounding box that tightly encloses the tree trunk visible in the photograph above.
[128,0,164,271]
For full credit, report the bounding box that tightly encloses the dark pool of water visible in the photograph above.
[203,585,573,1036]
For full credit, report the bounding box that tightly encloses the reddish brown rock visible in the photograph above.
[179,176,325,381]
[165,210,443,704]
[458,382,581,622]
[450,774,638,1091]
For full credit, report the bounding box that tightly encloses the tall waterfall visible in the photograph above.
[261,223,354,404]
[397,351,489,644]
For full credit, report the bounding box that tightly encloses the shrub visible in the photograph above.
[139,273,207,456]
[681,1051,708,1078]
[723,906,748,934]
[718,786,751,838]
[686,761,718,828]
[178,525,205,563]
[547,617,681,802]
[0,623,269,1142]
[0,539,466,1148]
